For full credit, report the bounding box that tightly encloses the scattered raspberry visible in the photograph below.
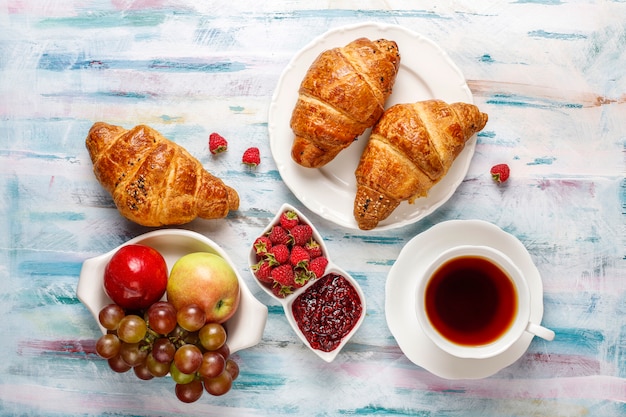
[490,163,510,183]
[208,133,228,155]
[242,147,260,167]
[267,225,290,246]
[267,244,289,265]
[308,256,328,279]
[279,210,299,230]
[290,224,313,247]
[290,246,310,269]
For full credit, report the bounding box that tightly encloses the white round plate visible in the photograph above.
[268,22,475,231]
[385,220,548,379]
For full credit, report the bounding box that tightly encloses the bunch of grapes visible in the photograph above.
[95,301,239,403]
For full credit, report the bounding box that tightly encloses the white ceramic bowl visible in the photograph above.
[77,229,268,354]
[248,203,366,362]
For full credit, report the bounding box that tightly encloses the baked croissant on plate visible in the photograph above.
[86,122,239,227]
[290,37,401,168]
[353,100,488,230]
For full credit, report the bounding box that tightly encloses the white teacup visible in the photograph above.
[415,245,555,359]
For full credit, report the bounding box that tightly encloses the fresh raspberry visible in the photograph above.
[208,133,228,155]
[304,239,323,259]
[271,264,295,297]
[290,245,310,268]
[253,236,272,258]
[271,264,294,286]
[271,282,291,298]
[267,244,289,265]
[290,224,313,247]
[267,225,290,246]
[308,256,328,279]
[242,147,260,167]
[279,210,299,230]
[252,259,273,284]
[490,163,510,183]
[293,267,310,287]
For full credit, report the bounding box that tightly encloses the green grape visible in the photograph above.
[199,323,227,351]
[225,358,239,381]
[95,333,121,359]
[108,355,131,373]
[119,342,148,367]
[204,369,232,396]
[198,351,225,379]
[175,380,204,403]
[145,353,170,377]
[151,337,175,363]
[169,362,195,385]
[173,344,202,374]
[146,301,177,335]
[133,362,154,380]
[117,315,147,344]
[98,304,126,330]
[176,304,206,332]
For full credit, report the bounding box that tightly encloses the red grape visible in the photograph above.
[225,358,239,381]
[198,351,225,379]
[146,302,177,335]
[175,380,204,403]
[117,315,147,344]
[98,304,125,330]
[133,363,154,380]
[177,304,206,332]
[204,370,232,396]
[173,344,202,374]
[215,343,230,360]
[96,333,121,359]
[107,355,131,373]
[151,337,175,364]
[199,323,227,351]
[119,342,148,367]
[145,353,170,377]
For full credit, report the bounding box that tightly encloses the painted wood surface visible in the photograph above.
[1,1,625,416]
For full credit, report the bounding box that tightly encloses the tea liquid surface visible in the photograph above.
[424,256,517,346]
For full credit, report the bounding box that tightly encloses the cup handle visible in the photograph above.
[526,322,555,341]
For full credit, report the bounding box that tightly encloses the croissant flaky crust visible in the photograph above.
[354,100,488,230]
[290,37,401,168]
[86,122,239,226]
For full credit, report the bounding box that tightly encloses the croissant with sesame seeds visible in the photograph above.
[86,122,239,226]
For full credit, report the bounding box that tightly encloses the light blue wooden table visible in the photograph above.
[1,1,624,416]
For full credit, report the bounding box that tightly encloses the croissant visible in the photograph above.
[353,100,488,230]
[290,37,400,168]
[86,122,239,227]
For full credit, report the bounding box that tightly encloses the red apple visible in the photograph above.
[167,252,240,324]
[104,244,168,310]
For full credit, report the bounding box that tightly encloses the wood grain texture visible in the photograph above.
[0,1,624,416]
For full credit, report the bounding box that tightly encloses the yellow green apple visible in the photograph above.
[167,252,240,324]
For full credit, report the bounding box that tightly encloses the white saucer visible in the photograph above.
[268,22,475,230]
[385,220,547,379]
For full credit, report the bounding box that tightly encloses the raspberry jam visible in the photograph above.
[291,273,363,352]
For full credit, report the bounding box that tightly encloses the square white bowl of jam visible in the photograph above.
[249,203,366,362]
